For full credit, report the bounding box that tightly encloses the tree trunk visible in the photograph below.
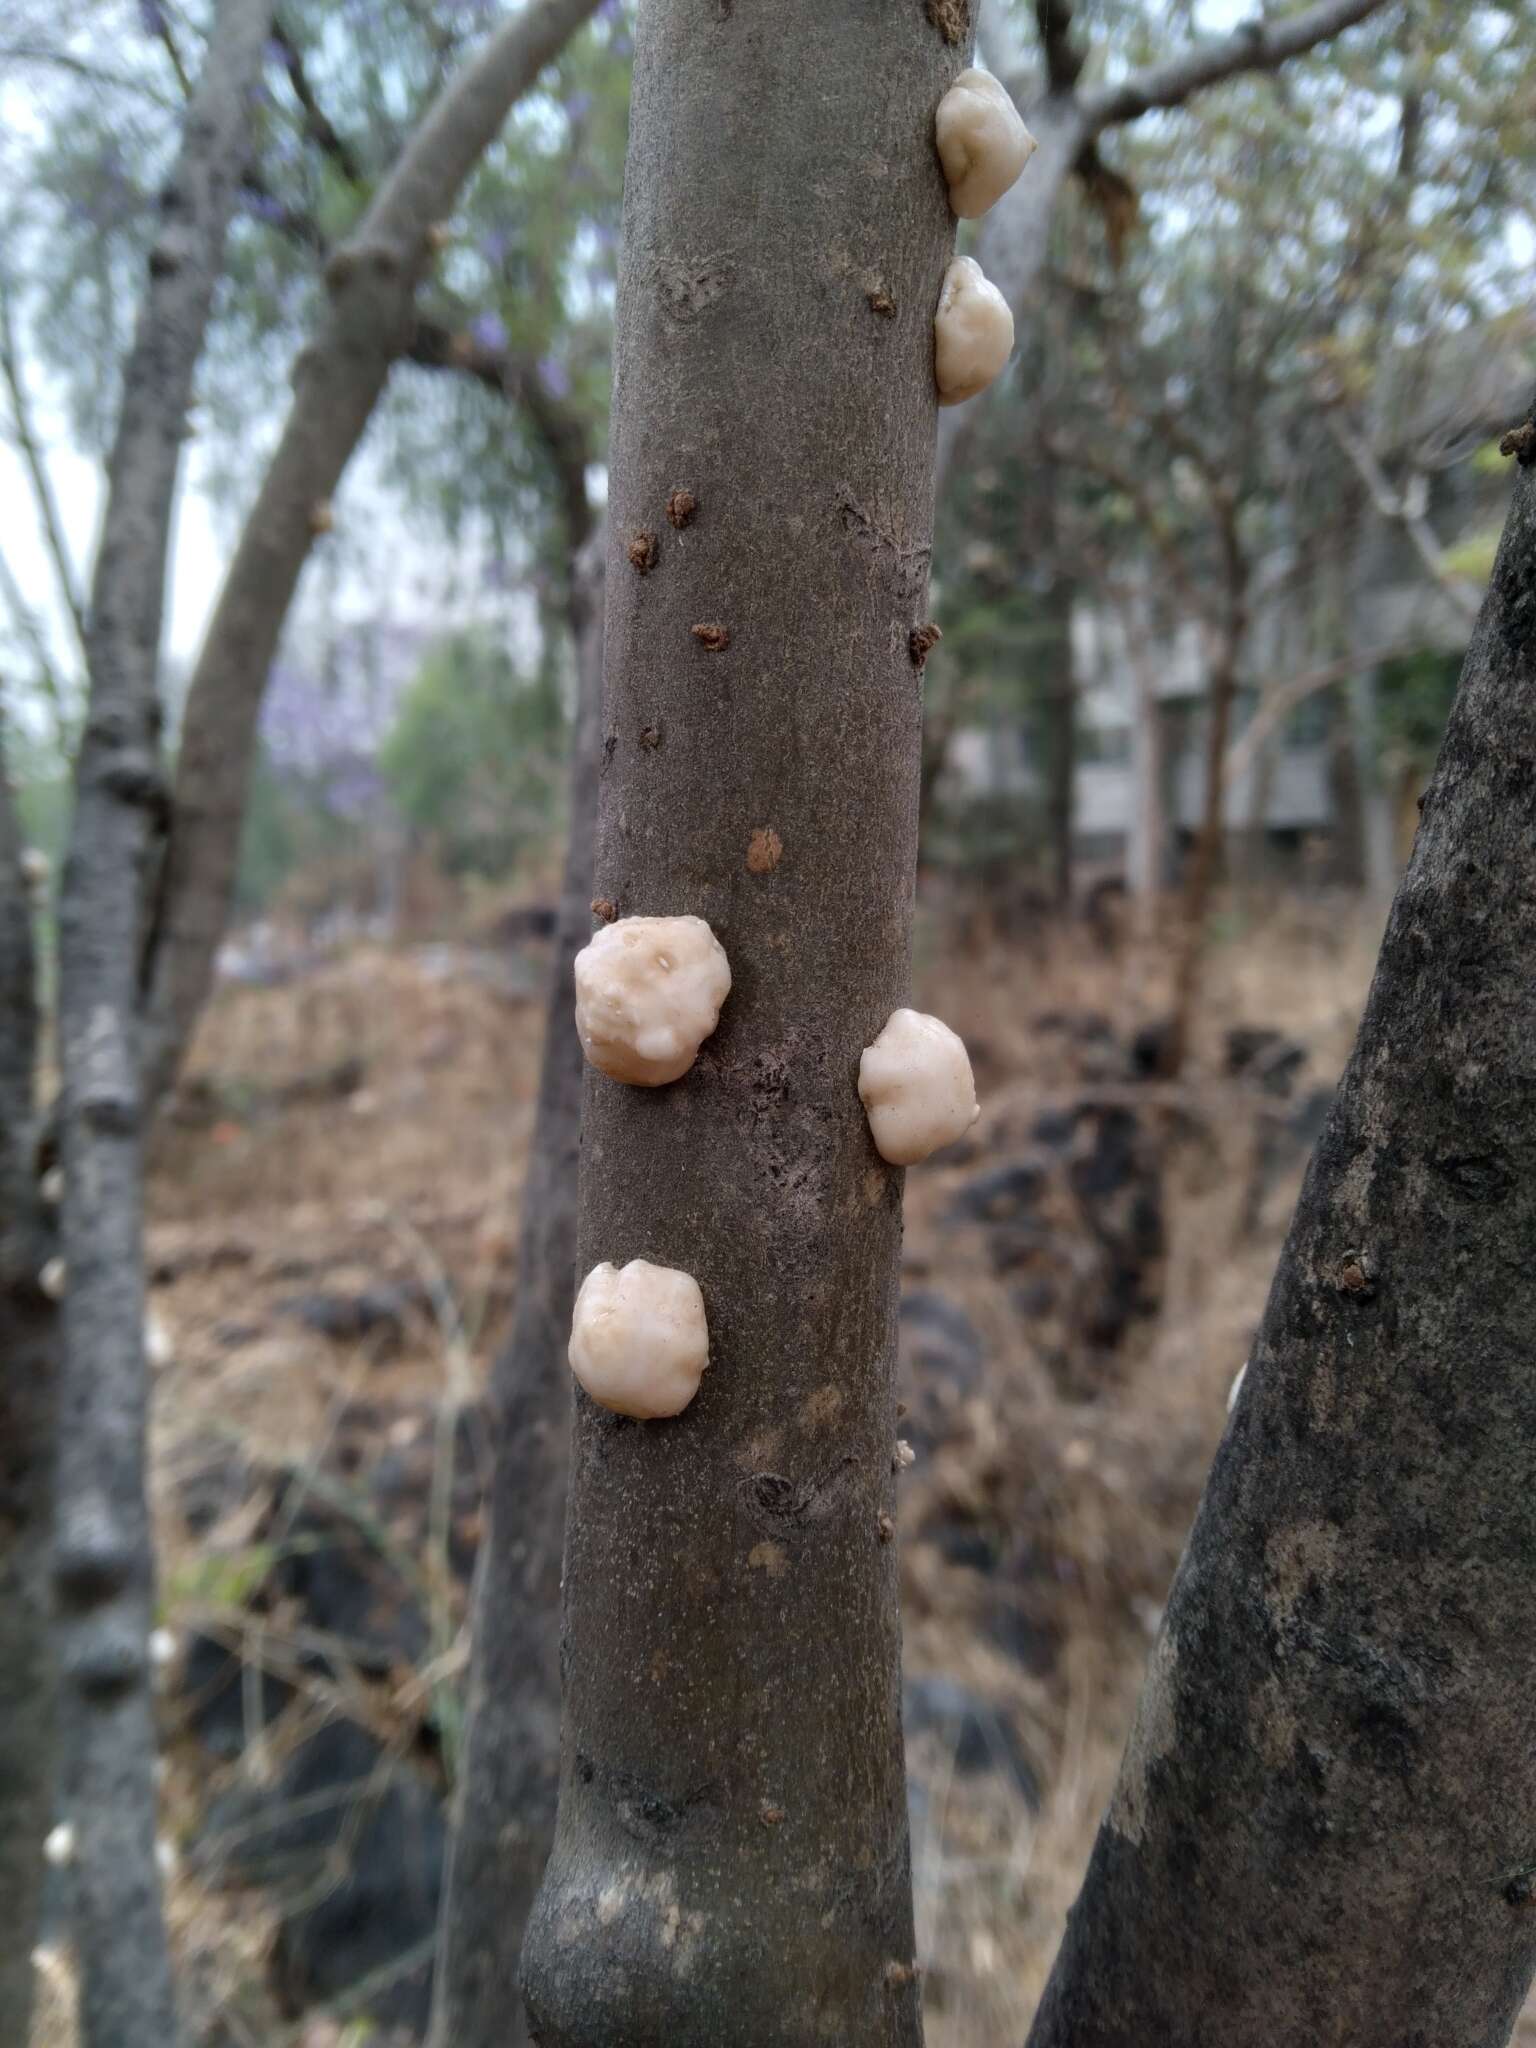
[0,733,56,2048]
[1124,620,1165,906]
[520,6,963,2041]
[1162,633,1240,1076]
[1029,435,1536,2045]
[429,528,604,2048]
[52,5,274,2042]
[1042,568,1076,911]
[138,0,602,1109]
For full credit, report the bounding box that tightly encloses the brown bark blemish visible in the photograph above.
[1265,1521,1340,1629]
[628,530,659,574]
[1336,1250,1375,1299]
[909,622,942,668]
[691,623,731,651]
[1108,1628,1179,1847]
[876,1512,895,1544]
[641,724,663,750]
[591,897,619,923]
[758,1802,786,1826]
[746,827,782,874]
[868,288,896,318]
[1500,420,1536,466]
[925,0,968,44]
[667,488,698,529]
[801,1384,843,1428]
[747,1540,789,1578]
[308,497,334,534]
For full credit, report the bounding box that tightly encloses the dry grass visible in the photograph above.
[38,891,1534,2045]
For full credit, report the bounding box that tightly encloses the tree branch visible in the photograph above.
[1080,0,1392,133]
[272,21,366,187]
[0,546,73,747]
[0,279,87,664]
[407,313,594,553]
[137,0,602,1109]
[1035,0,1086,93]
[52,4,276,2043]
[1324,405,1481,628]
[0,715,36,1195]
[0,706,55,2048]
[1223,638,1424,791]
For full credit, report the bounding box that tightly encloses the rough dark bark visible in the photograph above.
[0,726,56,2048]
[520,5,964,2041]
[1030,433,1536,2046]
[52,5,275,2042]
[429,525,604,2048]
[138,0,601,1107]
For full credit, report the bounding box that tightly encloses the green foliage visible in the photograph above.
[234,746,361,913]
[1375,646,1465,774]
[1441,527,1501,583]
[379,628,565,878]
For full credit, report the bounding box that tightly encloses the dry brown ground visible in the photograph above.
[32,892,1534,2046]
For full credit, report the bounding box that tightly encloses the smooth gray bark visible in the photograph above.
[0,726,56,2048]
[429,525,604,2048]
[520,4,965,2041]
[1030,429,1536,2045]
[52,5,274,2042]
[138,0,601,1108]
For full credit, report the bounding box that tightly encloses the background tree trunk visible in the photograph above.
[0,728,56,2048]
[519,4,964,2040]
[138,0,601,1109]
[1041,566,1077,912]
[429,525,604,2048]
[53,6,274,2043]
[1124,618,1165,909]
[1029,431,1536,2046]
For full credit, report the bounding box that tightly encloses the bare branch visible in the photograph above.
[0,706,53,2048]
[1080,0,1392,133]
[407,313,594,552]
[152,6,194,98]
[52,3,276,2043]
[0,278,87,662]
[1324,406,1481,628]
[138,0,603,1107]
[272,21,366,186]
[1035,0,1086,93]
[0,716,36,1188]
[0,44,180,108]
[0,547,73,751]
[1224,639,1424,790]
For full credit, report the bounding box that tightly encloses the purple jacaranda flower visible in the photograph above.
[324,760,386,820]
[471,310,509,353]
[479,228,510,268]
[538,355,571,399]
[244,190,287,226]
[564,90,593,122]
[138,0,167,34]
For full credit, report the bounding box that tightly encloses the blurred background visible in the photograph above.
[5,1,1535,2042]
